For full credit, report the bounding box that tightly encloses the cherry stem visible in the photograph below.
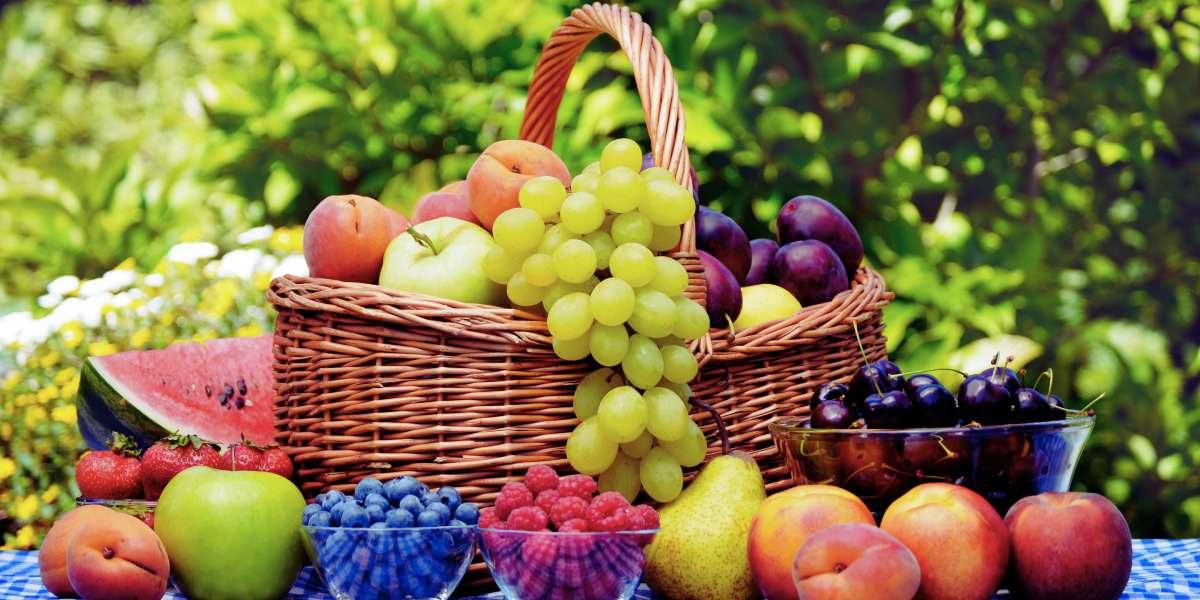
[404,226,439,255]
[689,397,730,455]
[893,367,967,381]
[851,321,883,396]
[1046,368,1054,398]
[1078,393,1105,413]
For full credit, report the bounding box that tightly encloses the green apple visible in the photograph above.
[733,283,802,330]
[154,466,306,600]
[379,216,505,305]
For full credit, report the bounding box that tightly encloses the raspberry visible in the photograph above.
[559,518,590,533]
[534,489,560,513]
[495,482,534,520]
[558,474,598,500]
[591,511,630,532]
[549,496,590,528]
[523,465,560,495]
[630,504,659,529]
[622,505,648,530]
[520,534,559,568]
[478,507,502,529]
[506,506,549,531]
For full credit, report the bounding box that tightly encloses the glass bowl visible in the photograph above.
[76,497,156,528]
[301,524,476,600]
[477,528,657,600]
[769,415,1095,517]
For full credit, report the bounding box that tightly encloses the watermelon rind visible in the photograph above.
[77,358,173,450]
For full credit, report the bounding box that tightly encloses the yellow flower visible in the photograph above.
[24,406,48,428]
[0,457,14,480]
[0,423,11,440]
[13,525,37,549]
[87,342,119,357]
[270,226,304,253]
[114,257,136,271]
[159,309,177,327]
[14,494,38,521]
[2,372,21,391]
[254,271,273,291]
[181,226,205,242]
[51,405,76,425]
[61,374,80,397]
[37,385,60,404]
[61,321,84,350]
[235,323,264,338]
[130,328,152,348]
[15,394,33,407]
[39,351,61,369]
[41,484,62,504]
[192,329,218,343]
[199,279,238,317]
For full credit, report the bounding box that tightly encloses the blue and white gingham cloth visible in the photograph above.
[1,539,1196,598]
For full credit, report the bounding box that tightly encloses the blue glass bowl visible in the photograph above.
[770,415,1095,517]
[302,524,475,600]
[477,528,657,600]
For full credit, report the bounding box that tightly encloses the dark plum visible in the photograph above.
[980,366,1021,395]
[697,250,742,326]
[862,390,911,428]
[744,238,779,286]
[810,382,851,414]
[771,240,849,306]
[641,152,699,202]
[811,401,856,429]
[776,195,864,274]
[904,373,942,396]
[1013,388,1055,423]
[696,207,751,282]
[910,384,958,427]
[957,375,1015,424]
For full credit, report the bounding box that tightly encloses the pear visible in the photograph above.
[644,450,767,600]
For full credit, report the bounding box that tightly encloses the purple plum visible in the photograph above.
[641,153,699,202]
[776,195,864,274]
[698,250,742,327]
[695,206,751,283]
[744,238,779,286]
[772,240,849,306]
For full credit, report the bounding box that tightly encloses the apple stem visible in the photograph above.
[404,226,439,255]
[689,397,730,455]
[851,321,884,396]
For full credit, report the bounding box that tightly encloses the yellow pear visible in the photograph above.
[644,451,767,600]
[734,284,802,330]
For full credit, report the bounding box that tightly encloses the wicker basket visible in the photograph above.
[270,2,705,503]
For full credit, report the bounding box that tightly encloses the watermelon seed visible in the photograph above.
[235,396,245,409]
[224,383,234,400]
[205,385,213,397]
[237,377,248,396]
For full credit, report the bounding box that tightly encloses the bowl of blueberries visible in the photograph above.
[770,357,1096,517]
[300,476,479,600]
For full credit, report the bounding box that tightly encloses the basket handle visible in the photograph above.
[519,2,696,253]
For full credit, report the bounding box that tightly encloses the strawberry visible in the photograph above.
[217,442,263,472]
[75,432,143,500]
[142,433,220,500]
[258,447,294,480]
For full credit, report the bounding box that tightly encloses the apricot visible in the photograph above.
[40,505,111,598]
[67,510,169,600]
[881,483,1009,600]
[303,194,401,283]
[412,191,481,225]
[792,524,921,600]
[1005,492,1132,600]
[466,140,570,229]
[749,485,875,600]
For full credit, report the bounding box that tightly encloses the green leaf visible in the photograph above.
[946,335,1044,375]
[264,164,300,216]
[1098,0,1130,31]
[1128,434,1157,470]
[896,135,923,170]
[280,85,338,121]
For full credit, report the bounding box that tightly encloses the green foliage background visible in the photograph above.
[2,0,1198,538]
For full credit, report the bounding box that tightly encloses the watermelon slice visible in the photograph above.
[76,335,277,450]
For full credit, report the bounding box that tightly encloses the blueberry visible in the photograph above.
[309,511,333,528]
[420,491,440,507]
[434,487,461,511]
[364,492,390,510]
[366,504,387,524]
[341,505,370,528]
[314,492,328,506]
[398,495,424,517]
[454,502,480,525]
[426,502,451,523]
[302,503,323,525]
[384,477,423,504]
[386,509,415,528]
[417,509,445,527]
[354,478,384,502]
[320,490,347,511]
[330,499,356,525]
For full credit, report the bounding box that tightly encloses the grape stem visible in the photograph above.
[688,397,730,455]
[404,226,439,255]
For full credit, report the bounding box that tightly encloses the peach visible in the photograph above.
[303,194,400,283]
[384,204,411,238]
[466,140,570,229]
[412,191,481,225]
[1005,492,1132,600]
[880,483,1008,600]
[439,180,466,195]
[749,485,876,600]
[792,523,921,600]
[40,505,111,597]
[67,510,169,600]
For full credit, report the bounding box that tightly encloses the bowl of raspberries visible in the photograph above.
[477,465,659,600]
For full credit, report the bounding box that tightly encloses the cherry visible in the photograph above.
[980,366,1021,395]
[902,434,970,479]
[911,384,958,427]
[811,400,856,429]
[1013,387,1054,423]
[957,375,1015,424]
[862,390,912,428]
[810,382,851,414]
[849,363,903,409]
[904,373,941,396]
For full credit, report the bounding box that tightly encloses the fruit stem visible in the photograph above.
[1078,393,1105,413]
[851,322,884,396]
[689,397,730,455]
[404,226,439,255]
[893,367,968,381]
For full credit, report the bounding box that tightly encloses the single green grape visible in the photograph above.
[644,387,688,442]
[584,230,616,270]
[597,385,648,443]
[648,224,682,251]
[492,207,544,254]
[622,334,664,390]
[589,278,636,326]
[522,253,557,287]
[598,167,646,213]
[639,166,676,184]
[546,292,593,340]
[660,344,699,383]
[649,256,688,296]
[609,243,656,288]
[484,245,525,284]
[574,368,620,419]
[628,288,676,338]
[641,180,695,227]
[538,224,579,255]
[589,323,630,367]
[620,430,654,458]
[542,277,597,311]
[639,447,683,502]
[553,239,597,284]
[506,272,545,307]
[582,161,601,175]
[600,138,643,172]
[571,171,600,195]
[598,452,642,503]
[659,418,707,467]
[518,175,567,219]
[553,333,591,361]
[611,211,654,246]
[657,379,692,404]
[566,417,619,475]
[671,297,710,340]
[560,191,605,234]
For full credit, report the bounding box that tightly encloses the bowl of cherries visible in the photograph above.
[770,355,1096,517]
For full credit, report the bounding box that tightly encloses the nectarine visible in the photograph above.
[880,483,1008,600]
[466,140,570,229]
[749,485,876,600]
[303,194,400,283]
[1005,492,1132,600]
[40,505,111,598]
[67,510,169,600]
[792,523,921,600]
[412,191,481,225]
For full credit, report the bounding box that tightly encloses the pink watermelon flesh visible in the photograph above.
[77,335,276,450]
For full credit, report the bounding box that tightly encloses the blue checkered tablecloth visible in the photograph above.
[2,539,1197,598]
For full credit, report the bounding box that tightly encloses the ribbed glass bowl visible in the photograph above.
[769,415,1095,517]
[75,497,156,528]
[477,528,657,600]
[301,524,475,600]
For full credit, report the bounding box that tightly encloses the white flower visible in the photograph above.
[271,254,309,279]
[166,242,219,265]
[37,294,62,309]
[78,269,137,297]
[237,225,275,245]
[46,275,80,296]
[143,273,165,288]
[0,311,33,348]
[216,248,269,280]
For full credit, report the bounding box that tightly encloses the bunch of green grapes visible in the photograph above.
[487,139,711,503]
